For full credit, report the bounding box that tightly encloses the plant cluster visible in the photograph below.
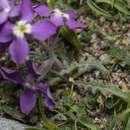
[0,0,87,116]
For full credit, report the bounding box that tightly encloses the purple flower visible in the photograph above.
[0,60,55,114]
[0,0,57,64]
[0,0,21,24]
[33,4,52,17]
[34,5,87,29]
[50,8,87,29]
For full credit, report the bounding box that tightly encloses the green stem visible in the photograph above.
[38,92,47,121]
[38,92,58,130]
[74,119,78,130]
[70,84,74,96]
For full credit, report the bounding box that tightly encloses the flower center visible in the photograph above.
[54,9,63,17]
[63,13,69,19]
[13,21,32,38]
[4,6,11,13]
[54,8,70,19]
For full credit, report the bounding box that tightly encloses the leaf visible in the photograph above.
[96,0,130,15]
[76,81,128,102]
[125,117,130,130]
[48,59,107,86]
[78,116,100,130]
[105,98,120,109]
[38,93,58,130]
[87,0,112,18]
[55,113,67,121]
[39,58,54,77]
[47,0,55,9]
[66,111,76,120]
[63,96,74,106]
[107,47,126,60]
[124,55,130,66]
[108,107,130,130]
[37,0,45,3]
[2,105,15,116]
[71,105,86,117]
[60,26,83,49]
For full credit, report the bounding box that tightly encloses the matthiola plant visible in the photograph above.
[0,60,55,114]
[0,0,88,118]
[0,0,21,24]
[0,0,56,64]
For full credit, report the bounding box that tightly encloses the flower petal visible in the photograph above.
[64,10,78,18]
[9,37,29,64]
[33,4,52,17]
[0,0,9,9]
[20,87,36,114]
[21,0,33,22]
[9,4,21,17]
[0,11,8,24]
[66,19,87,29]
[0,42,10,55]
[0,67,25,84]
[26,60,41,82]
[32,20,56,41]
[0,22,13,42]
[36,83,55,109]
[50,14,64,27]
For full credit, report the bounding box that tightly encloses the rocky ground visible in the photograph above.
[0,0,130,130]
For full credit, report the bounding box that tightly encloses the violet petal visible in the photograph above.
[9,37,29,64]
[9,4,21,17]
[0,22,13,42]
[32,20,56,41]
[66,19,87,29]
[26,60,41,82]
[0,11,8,24]
[0,67,25,84]
[20,87,37,114]
[34,4,52,17]
[0,0,9,9]
[36,83,55,109]
[64,10,78,18]
[21,0,33,22]
[50,14,64,27]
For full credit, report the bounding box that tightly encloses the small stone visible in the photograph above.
[100,17,105,22]
[0,118,30,130]
[120,73,127,78]
[122,40,129,46]
[99,54,109,61]
[120,82,129,93]
[91,33,97,43]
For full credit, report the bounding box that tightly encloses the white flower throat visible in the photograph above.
[4,6,11,13]
[54,9,70,19]
[13,21,32,38]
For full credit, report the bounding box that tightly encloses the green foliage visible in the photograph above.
[38,93,58,130]
[86,0,130,20]
[96,0,130,15]
[76,80,128,101]
[105,97,120,109]
[107,47,130,66]
[107,47,126,60]
[60,26,83,49]
[78,116,100,130]
[63,96,74,106]
[47,0,55,9]
[55,113,67,121]
[87,0,112,18]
